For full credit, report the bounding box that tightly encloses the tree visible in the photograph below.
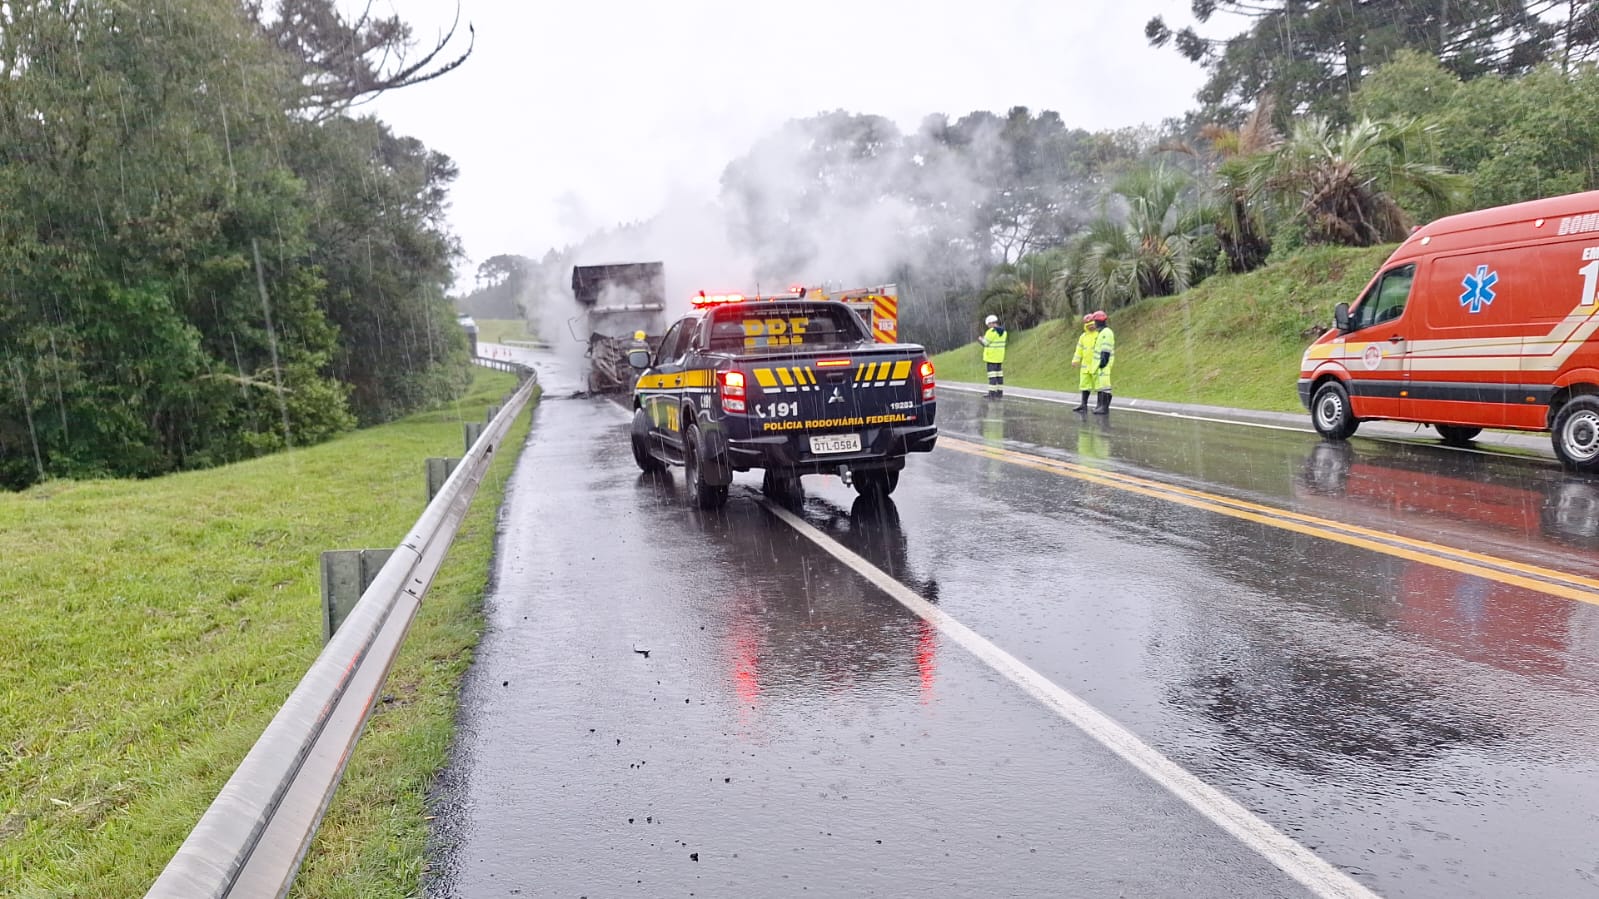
[0,0,359,489]
[1062,163,1213,312]
[0,0,469,489]
[244,0,475,120]
[978,249,1071,329]
[1246,116,1465,247]
[1166,97,1282,273]
[459,254,538,319]
[290,116,468,425]
[1430,61,1599,207]
[1147,1,1589,122]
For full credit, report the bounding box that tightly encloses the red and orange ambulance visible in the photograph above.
[1299,189,1599,471]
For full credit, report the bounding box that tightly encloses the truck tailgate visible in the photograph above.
[740,350,927,435]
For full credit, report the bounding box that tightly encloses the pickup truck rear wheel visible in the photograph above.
[1552,395,1599,473]
[1435,424,1483,446]
[1311,380,1360,440]
[684,423,729,509]
[631,408,664,472]
[761,470,803,504]
[852,469,899,497]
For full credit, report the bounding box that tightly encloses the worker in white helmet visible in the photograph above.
[978,313,1007,398]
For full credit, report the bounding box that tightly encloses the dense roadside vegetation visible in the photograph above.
[0,368,528,897]
[934,246,1392,412]
[0,0,473,491]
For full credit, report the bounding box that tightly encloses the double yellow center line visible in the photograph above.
[941,436,1599,606]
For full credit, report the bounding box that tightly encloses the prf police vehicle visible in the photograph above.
[628,291,938,509]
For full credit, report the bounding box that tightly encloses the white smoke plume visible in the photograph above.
[521,108,1121,355]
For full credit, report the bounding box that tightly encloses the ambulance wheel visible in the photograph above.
[1552,395,1599,473]
[684,423,729,509]
[631,408,664,473]
[1311,380,1360,440]
[852,469,899,497]
[1435,424,1482,446]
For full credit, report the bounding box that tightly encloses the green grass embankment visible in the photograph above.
[933,245,1395,412]
[0,368,532,898]
[475,318,537,345]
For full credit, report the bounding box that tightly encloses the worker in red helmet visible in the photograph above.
[1071,313,1100,411]
[1089,310,1114,413]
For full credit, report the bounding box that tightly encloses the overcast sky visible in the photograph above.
[357,0,1228,285]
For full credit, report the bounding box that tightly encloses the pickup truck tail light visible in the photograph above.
[719,369,747,413]
[917,359,935,402]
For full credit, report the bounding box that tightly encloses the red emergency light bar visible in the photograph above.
[815,358,852,367]
[692,291,746,307]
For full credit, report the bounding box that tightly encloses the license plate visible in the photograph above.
[809,433,862,455]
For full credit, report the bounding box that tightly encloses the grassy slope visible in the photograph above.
[475,318,535,344]
[933,245,1395,413]
[0,368,531,898]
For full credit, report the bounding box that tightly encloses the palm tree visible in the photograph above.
[979,248,1069,328]
[1059,163,1212,312]
[1199,97,1279,272]
[1247,116,1465,247]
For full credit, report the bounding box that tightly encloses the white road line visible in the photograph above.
[759,497,1382,899]
[943,383,1551,460]
[943,383,1312,433]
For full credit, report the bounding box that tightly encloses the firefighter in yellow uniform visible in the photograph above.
[979,313,1007,398]
[1071,313,1100,412]
[1089,310,1115,414]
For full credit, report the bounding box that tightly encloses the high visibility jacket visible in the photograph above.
[981,326,1007,364]
[1072,329,1099,390]
[1094,326,1116,390]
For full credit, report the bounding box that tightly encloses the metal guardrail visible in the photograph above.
[146,359,536,899]
[474,356,529,372]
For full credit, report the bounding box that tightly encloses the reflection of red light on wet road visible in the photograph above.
[731,631,761,704]
[917,618,938,701]
[1399,564,1573,675]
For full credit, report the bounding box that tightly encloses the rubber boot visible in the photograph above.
[1073,390,1089,412]
[1091,391,1111,414]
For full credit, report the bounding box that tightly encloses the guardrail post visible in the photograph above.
[426,457,460,502]
[320,549,395,642]
[464,421,485,452]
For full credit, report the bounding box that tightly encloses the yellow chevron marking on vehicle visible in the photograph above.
[805,367,818,385]
[790,366,808,387]
[775,367,794,387]
[637,369,714,390]
[754,368,779,389]
[941,436,1599,606]
[891,360,911,380]
[854,363,867,383]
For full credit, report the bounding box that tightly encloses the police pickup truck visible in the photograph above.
[628,295,938,508]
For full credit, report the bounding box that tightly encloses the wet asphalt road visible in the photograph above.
[428,351,1599,898]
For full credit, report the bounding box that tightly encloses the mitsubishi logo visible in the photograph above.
[827,386,846,404]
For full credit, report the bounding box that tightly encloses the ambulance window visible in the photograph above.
[1352,263,1416,331]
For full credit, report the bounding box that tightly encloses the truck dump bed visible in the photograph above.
[571,262,667,392]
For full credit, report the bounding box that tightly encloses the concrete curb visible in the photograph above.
[946,381,1556,460]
